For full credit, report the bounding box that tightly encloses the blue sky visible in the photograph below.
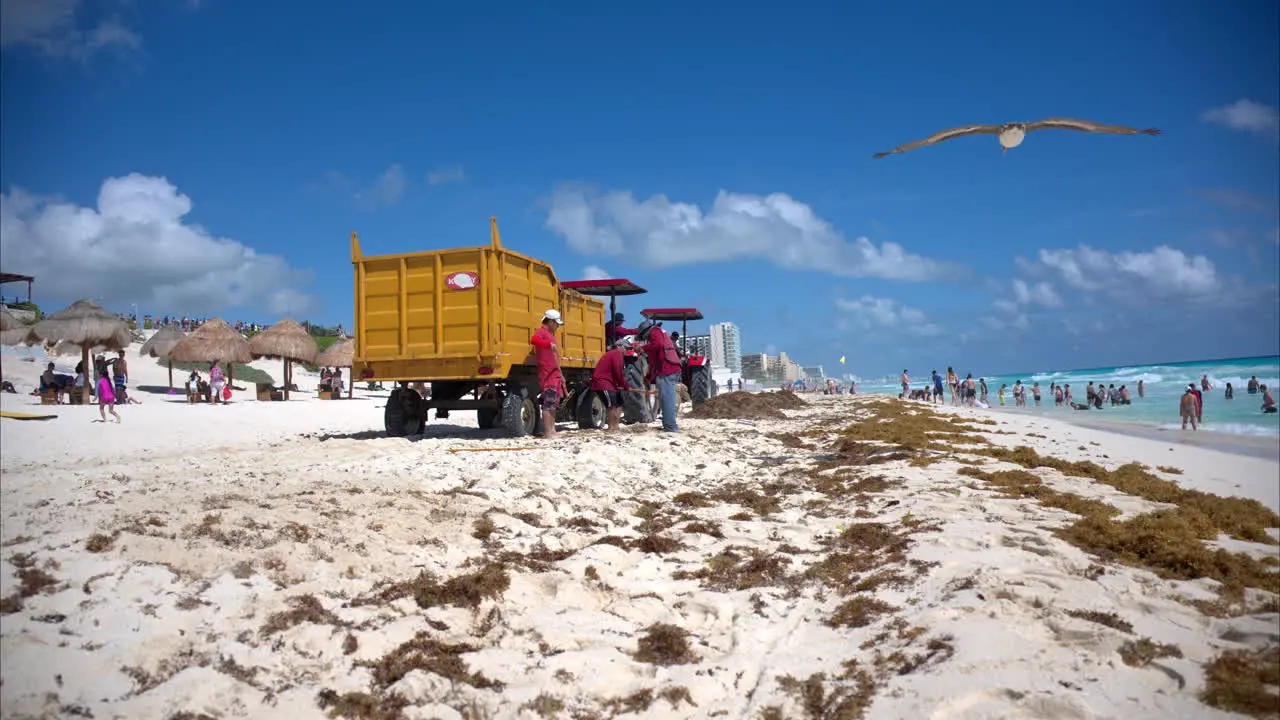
[2,0,1277,378]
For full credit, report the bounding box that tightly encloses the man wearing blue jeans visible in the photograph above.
[644,322,683,433]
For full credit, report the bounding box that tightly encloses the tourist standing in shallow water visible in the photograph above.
[1180,386,1198,430]
[1137,379,1144,398]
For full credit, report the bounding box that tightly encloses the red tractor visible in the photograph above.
[636,308,717,408]
[560,278,655,427]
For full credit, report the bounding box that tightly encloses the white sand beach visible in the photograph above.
[2,343,1278,720]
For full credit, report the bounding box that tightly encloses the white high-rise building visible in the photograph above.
[710,322,742,373]
[683,334,713,359]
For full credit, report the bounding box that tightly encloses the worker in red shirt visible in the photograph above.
[643,321,683,433]
[529,309,565,439]
[590,338,629,431]
[605,312,635,346]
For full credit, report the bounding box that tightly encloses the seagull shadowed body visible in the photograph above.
[872,118,1162,159]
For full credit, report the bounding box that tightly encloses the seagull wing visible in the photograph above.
[872,124,1003,159]
[1023,117,1162,136]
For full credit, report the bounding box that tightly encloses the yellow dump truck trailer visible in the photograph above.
[351,217,608,436]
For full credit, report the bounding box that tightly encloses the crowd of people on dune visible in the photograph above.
[118,313,348,340]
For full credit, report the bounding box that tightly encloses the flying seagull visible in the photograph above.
[872,117,1161,159]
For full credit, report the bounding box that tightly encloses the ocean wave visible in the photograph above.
[1155,422,1280,438]
[1203,376,1280,391]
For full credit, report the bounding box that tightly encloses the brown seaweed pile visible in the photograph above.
[688,390,808,420]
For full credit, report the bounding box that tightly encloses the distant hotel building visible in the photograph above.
[801,365,826,382]
[709,322,741,373]
[683,334,714,360]
[742,351,803,383]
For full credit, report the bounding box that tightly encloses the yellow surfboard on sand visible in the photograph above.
[0,410,58,421]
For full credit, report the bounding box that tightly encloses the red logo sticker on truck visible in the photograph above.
[445,272,479,290]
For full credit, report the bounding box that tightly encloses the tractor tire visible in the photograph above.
[477,408,499,429]
[384,387,425,437]
[689,365,712,408]
[622,360,653,424]
[576,388,605,430]
[501,388,538,437]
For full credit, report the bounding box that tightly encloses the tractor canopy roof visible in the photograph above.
[561,278,647,296]
[641,308,703,321]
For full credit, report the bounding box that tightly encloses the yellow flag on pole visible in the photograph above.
[839,355,846,365]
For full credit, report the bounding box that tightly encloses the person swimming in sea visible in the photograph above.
[1225,382,1234,400]
[1247,376,1259,395]
[1262,385,1276,414]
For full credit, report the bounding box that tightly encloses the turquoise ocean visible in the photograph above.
[855,356,1280,438]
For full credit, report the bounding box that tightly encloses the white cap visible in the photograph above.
[542,309,562,324]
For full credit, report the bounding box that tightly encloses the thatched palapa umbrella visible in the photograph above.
[52,341,112,357]
[139,325,188,390]
[315,338,354,398]
[167,318,253,395]
[248,318,317,400]
[33,300,132,404]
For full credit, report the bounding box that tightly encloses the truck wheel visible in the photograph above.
[622,360,653,424]
[385,387,425,437]
[690,365,712,407]
[477,408,499,429]
[576,389,605,430]
[501,389,537,437]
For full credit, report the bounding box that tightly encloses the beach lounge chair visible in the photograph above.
[256,382,284,402]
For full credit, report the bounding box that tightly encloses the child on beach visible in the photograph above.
[997,384,1007,405]
[97,370,120,423]
[209,360,225,404]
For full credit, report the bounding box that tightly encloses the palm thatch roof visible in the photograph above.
[52,340,114,357]
[33,300,131,350]
[0,327,36,346]
[248,318,318,363]
[316,338,353,367]
[167,318,253,364]
[139,325,187,359]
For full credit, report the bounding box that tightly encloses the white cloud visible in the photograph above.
[1030,245,1221,299]
[0,173,320,317]
[836,296,942,336]
[546,187,954,281]
[314,164,407,210]
[1201,100,1280,141]
[582,265,610,280]
[355,164,406,209]
[982,313,1029,332]
[0,0,139,59]
[1195,188,1278,214]
[1011,279,1062,308]
[426,165,466,186]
